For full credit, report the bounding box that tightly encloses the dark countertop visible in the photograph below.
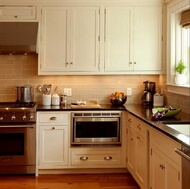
[37,104,190,147]
[37,104,126,111]
[125,104,190,147]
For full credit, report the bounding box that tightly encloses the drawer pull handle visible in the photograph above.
[104,156,112,160]
[50,117,57,120]
[52,127,55,130]
[80,156,88,161]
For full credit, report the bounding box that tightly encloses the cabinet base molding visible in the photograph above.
[37,168,128,175]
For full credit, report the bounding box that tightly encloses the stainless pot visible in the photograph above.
[16,86,33,103]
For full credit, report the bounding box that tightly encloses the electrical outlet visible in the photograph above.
[127,88,132,96]
[64,88,72,96]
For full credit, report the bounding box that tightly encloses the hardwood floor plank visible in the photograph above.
[0,173,140,189]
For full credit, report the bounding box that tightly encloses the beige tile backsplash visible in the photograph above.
[0,55,189,114]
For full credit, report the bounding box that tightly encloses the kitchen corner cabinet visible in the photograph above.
[38,6,100,75]
[149,127,182,189]
[104,5,162,73]
[126,112,149,189]
[37,112,70,169]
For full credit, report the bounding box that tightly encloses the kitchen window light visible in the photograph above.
[166,0,190,96]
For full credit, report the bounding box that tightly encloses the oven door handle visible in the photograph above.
[0,124,35,128]
[175,148,190,161]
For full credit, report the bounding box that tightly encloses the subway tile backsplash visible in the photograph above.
[0,55,189,114]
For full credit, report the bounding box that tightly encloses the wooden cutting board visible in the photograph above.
[71,104,101,109]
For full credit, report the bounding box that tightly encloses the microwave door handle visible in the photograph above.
[175,148,190,161]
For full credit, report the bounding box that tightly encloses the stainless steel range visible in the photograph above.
[0,102,37,174]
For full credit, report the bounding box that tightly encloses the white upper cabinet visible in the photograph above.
[39,6,100,74]
[38,2,162,75]
[0,6,37,21]
[104,7,132,72]
[104,5,162,73]
[39,7,69,72]
[132,6,162,71]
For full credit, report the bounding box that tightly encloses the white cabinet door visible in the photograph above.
[104,7,132,72]
[39,7,69,72]
[132,6,162,71]
[39,6,100,74]
[70,7,100,72]
[104,6,162,73]
[0,6,36,21]
[39,125,69,168]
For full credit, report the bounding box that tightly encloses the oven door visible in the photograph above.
[0,124,36,167]
[72,117,120,145]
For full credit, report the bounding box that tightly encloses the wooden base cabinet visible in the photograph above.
[149,128,182,189]
[126,112,149,189]
[70,148,123,168]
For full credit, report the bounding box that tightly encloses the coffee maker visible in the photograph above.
[142,81,156,107]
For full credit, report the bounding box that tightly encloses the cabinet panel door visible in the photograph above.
[104,7,132,71]
[165,157,181,189]
[132,6,162,71]
[40,7,69,72]
[150,146,165,189]
[135,132,147,186]
[127,128,135,171]
[70,7,100,72]
[39,126,69,168]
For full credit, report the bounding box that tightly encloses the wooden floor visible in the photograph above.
[0,173,140,189]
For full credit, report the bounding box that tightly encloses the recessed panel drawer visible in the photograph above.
[38,112,70,125]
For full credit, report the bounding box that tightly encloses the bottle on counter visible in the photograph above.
[51,94,60,106]
[60,94,67,107]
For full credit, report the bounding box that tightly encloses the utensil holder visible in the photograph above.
[42,94,51,106]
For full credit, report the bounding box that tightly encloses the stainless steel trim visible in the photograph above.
[0,124,35,128]
[175,148,190,161]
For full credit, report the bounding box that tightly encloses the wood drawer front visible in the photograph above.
[38,112,70,125]
[150,128,181,164]
[0,6,36,20]
[70,150,122,166]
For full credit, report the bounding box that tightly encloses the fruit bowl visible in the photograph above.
[151,107,181,120]
[110,92,127,106]
[110,96,127,106]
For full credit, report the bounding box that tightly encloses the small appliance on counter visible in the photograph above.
[153,93,164,107]
[142,81,156,107]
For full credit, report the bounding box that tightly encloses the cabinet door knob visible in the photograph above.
[104,156,112,160]
[128,118,132,123]
[52,127,55,130]
[50,117,57,120]
[137,124,141,130]
[80,156,88,161]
